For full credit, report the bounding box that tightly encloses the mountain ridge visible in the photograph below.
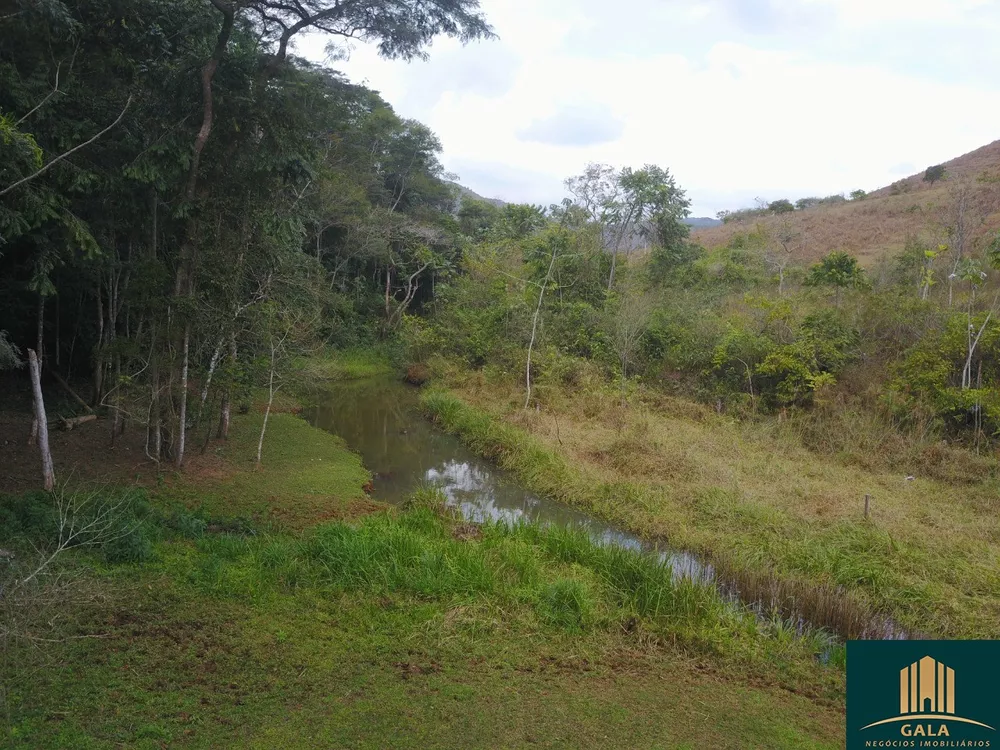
[690,138,1000,265]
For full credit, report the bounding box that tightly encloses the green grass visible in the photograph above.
[2,489,845,749]
[420,385,1000,640]
[292,348,394,383]
[155,410,374,529]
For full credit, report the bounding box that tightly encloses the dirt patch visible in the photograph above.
[270,496,386,529]
[393,660,441,679]
[404,363,431,386]
[181,451,238,484]
[0,412,156,494]
[451,522,483,542]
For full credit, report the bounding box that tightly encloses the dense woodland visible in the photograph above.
[0,0,492,472]
[3,0,1000,491]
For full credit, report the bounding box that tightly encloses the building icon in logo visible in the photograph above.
[858,654,994,731]
[900,656,955,716]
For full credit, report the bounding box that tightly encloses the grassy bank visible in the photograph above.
[1,362,848,748]
[2,489,844,748]
[420,379,1000,640]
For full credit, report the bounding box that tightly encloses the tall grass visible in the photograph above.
[420,389,911,641]
[151,494,835,671]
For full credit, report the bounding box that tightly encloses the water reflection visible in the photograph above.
[306,378,907,640]
[306,379,713,583]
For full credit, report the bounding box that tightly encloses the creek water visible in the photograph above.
[306,377,908,642]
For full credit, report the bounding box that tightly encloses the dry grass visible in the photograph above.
[692,139,1000,265]
[446,373,1000,639]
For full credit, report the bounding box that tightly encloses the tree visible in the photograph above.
[768,199,795,214]
[764,220,799,296]
[850,189,867,201]
[523,227,569,409]
[565,163,690,290]
[924,165,947,184]
[805,251,867,303]
[457,198,500,237]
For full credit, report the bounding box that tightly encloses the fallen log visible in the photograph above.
[50,414,98,431]
[51,371,94,414]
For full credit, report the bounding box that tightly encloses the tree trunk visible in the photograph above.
[28,350,55,491]
[51,371,93,414]
[256,345,277,467]
[175,324,190,468]
[218,333,236,439]
[55,294,60,367]
[31,295,45,441]
[197,336,224,425]
[524,245,559,409]
[111,354,123,445]
[148,325,162,461]
[607,250,618,291]
[92,286,105,407]
[36,294,44,368]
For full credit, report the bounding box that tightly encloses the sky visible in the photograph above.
[296,0,1000,217]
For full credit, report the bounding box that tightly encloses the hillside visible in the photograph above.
[446,180,506,209]
[692,139,1000,265]
[683,216,722,228]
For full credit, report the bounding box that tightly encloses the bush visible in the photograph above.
[923,165,946,184]
[805,252,867,291]
[888,312,1000,437]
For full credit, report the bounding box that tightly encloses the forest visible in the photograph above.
[2,0,1000,746]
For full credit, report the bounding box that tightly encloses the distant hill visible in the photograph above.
[446,181,506,209]
[691,139,1000,266]
[683,217,722,228]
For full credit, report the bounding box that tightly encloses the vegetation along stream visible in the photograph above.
[307,377,909,644]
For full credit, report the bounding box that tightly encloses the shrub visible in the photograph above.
[805,251,867,291]
[923,165,946,184]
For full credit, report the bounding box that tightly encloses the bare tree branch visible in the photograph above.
[0,95,132,198]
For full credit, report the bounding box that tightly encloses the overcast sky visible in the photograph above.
[297,0,1000,217]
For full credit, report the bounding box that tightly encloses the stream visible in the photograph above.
[306,377,908,642]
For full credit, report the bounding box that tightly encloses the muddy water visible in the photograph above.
[306,377,908,641]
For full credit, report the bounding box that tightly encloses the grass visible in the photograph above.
[292,347,395,383]
[421,378,1000,640]
[2,488,846,748]
[0,366,850,748]
[155,409,376,529]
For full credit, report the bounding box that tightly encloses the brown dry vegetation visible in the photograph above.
[692,139,1000,265]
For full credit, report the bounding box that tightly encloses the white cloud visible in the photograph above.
[824,0,993,26]
[296,0,1000,216]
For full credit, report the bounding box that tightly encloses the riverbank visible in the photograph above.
[421,372,1000,641]
[1,355,847,748]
